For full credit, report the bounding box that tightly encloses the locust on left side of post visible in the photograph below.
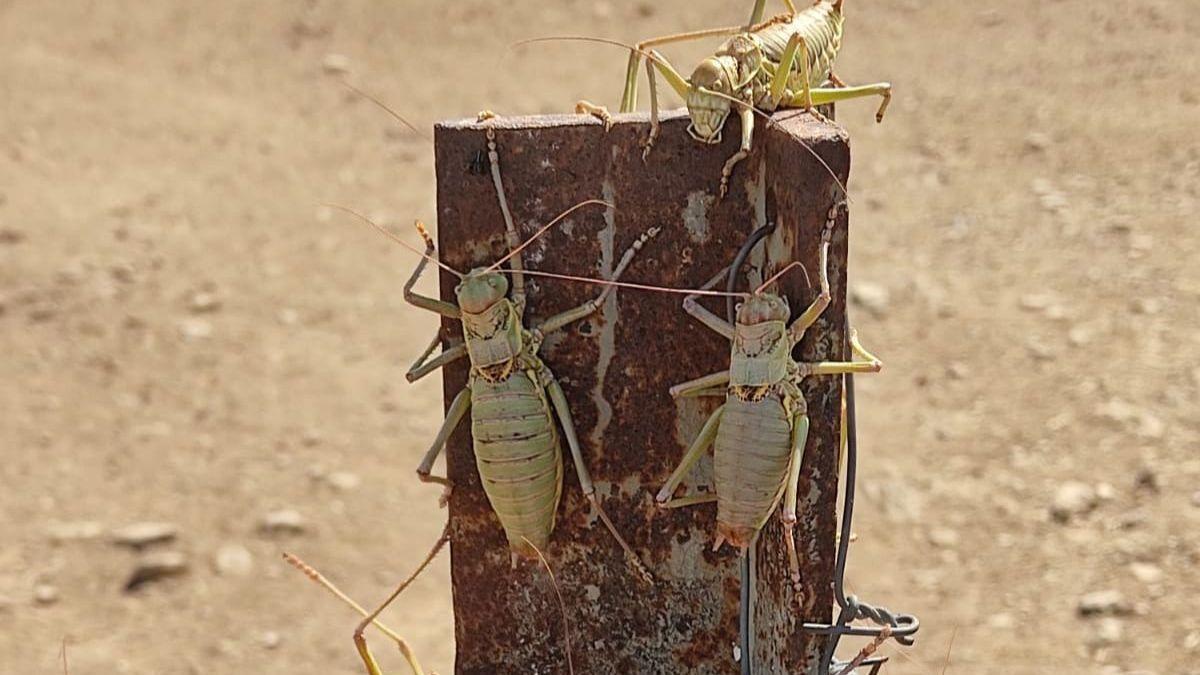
[287,110,657,675]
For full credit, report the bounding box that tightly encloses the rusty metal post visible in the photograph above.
[433,110,850,674]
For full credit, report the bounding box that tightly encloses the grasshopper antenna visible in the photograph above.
[340,80,431,144]
[326,204,465,279]
[507,36,850,199]
[485,199,614,273]
[754,261,811,295]
[521,537,574,675]
[499,268,751,299]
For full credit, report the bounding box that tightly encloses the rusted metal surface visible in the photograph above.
[433,109,849,674]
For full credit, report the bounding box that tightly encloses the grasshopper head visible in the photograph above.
[455,268,509,314]
[736,293,790,326]
[686,55,739,144]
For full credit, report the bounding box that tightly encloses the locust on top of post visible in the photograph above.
[526,0,890,198]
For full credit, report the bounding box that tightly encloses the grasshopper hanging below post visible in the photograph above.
[576,0,890,197]
[399,126,656,580]
[655,203,881,597]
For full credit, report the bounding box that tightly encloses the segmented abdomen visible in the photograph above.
[714,395,794,547]
[756,3,844,88]
[470,371,563,555]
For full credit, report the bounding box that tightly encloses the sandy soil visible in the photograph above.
[2,1,1198,673]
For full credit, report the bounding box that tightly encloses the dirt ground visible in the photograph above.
[2,1,1198,673]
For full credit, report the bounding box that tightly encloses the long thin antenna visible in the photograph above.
[326,204,465,279]
[485,199,613,272]
[341,81,431,143]
[754,261,811,294]
[498,268,750,298]
[522,537,575,675]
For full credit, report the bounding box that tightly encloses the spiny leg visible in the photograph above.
[484,127,526,311]
[406,332,467,383]
[619,26,745,113]
[283,552,430,675]
[656,405,724,507]
[545,374,652,583]
[781,412,811,598]
[416,386,471,506]
[719,106,756,199]
[788,216,835,343]
[642,48,692,160]
[404,222,460,319]
[669,370,731,398]
[770,33,813,110]
[796,82,893,123]
[750,0,798,25]
[536,226,659,335]
[802,329,883,376]
[682,265,736,339]
[351,524,452,675]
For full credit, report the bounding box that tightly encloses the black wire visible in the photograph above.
[726,221,778,323]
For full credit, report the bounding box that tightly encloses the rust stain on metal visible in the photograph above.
[433,109,849,674]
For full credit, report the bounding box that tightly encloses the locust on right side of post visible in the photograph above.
[655,202,881,596]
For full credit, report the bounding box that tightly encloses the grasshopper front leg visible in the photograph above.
[536,226,660,335]
[719,105,757,199]
[405,222,461,319]
[406,330,467,383]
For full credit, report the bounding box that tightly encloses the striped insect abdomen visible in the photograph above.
[713,395,793,548]
[757,3,844,89]
[470,371,563,556]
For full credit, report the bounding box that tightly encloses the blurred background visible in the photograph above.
[1,1,1197,673]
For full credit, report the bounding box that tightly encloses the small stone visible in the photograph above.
[1019,293,1057,312]
[1095,483,1117,502]
[1185,631,1200,652]
[214,544,254,577]
[259,510,307,536]
[988,613,1015,629]
[1078,590,1131,617]
[178,317,213,340]
[1068,324,1094,346]
[111,522,178,548]
[33,584,59,605]
[1129,562,1163,585]
[189,291,222,313]
[946,362,969,380]
[0,228,25,244]
[1024,132,1051,152]
[1026,339,1055,362]
[1131,298,1161,315]
[1134,466,1161,494]
[850,282,890,317]
[125,551,189,591]
[1052,482,1097,523]
[1089,618,1125,647]
[322,53,352,75]
[261,631,282,650]
[46,520,105,543]
[325,471,361,492]
[927,527,960,549]
[278,308,300,326]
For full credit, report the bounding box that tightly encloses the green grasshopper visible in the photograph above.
[401,127,656,578]
[655,203,881,595]
[577,0,891,196]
